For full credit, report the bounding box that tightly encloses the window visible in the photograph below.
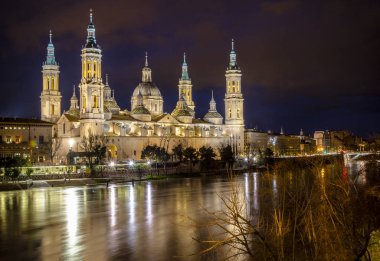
[39,136,44,144]
[83,96,87,108]
[133,150,136,156]
[51,104,55,115]
[15,136,21,143]
[63,123,66,134]
[93,95,98,108]
[51,77,54,90]
[154,104,157,111]
[237,108,240,118]
[229,108,232,118]
[6,136,11,143]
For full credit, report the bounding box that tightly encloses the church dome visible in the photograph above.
[132,82,162,97]
[204,111,223,119]
[131,106,151,115]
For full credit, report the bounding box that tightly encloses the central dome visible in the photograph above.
[132,82,162,97]
[131,54,164,116]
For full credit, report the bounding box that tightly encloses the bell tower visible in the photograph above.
[178,53,195,112]
[41,30,61,123]
[79,9,105,137]
[224,39,244,126]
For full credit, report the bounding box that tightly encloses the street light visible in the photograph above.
[129,160,134,167]
[68,138,75,151]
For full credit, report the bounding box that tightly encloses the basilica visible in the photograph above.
[41,11,245,162]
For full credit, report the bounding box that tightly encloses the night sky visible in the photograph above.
[0,1,379,137]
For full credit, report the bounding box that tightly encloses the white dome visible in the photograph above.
[132,82,162,97]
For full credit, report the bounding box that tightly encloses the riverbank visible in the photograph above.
[0,168,245,191]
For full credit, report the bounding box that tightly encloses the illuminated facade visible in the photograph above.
[47,11,245,162]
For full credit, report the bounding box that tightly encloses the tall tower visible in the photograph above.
[224,39,244,126]
[178,53,195,112]
[79,9,105,136]
[41,30,61,123]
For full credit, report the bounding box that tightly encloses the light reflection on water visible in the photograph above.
[0,163,370,260]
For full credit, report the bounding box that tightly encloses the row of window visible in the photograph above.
[0,126,28,130]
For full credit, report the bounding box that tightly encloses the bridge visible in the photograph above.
[343,151,380,163]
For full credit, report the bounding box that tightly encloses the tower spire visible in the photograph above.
[229,38,237,69]
[45,30,56,65]
[209,90,216,111]
[105,73,109,85]
[181,52,190,80]
[72,85,76,98]
[86,8,97,46]
[142,52,152,82]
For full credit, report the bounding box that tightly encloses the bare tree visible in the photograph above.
[45,137,62,163]
[81,130,108,174]
[194,158,380,260]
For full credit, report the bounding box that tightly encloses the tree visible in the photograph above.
[219,145,235,169]
[45,137,62,163]
[80,131,108,175]
[172,143,184,162]
[183,146,198,163]
[199,146,216,169]
[141,144,169,174]
[2,157,29,181]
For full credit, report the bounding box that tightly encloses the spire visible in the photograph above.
[86,8,97,47]
[112,89,115,98]
[142,52,152,82]
[228,38,238,70]
[181,52,190,80]
[45,30,56,65]
[105,73,109,86]
[71,85,77,99]
[280,127,284,135]
[70,85,79,110]
[209,90,217,111]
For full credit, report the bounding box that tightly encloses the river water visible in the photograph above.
[0,162,378,260]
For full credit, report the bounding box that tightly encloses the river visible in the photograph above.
[0,161,379,260]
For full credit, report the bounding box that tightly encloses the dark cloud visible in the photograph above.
[0,0,379,137]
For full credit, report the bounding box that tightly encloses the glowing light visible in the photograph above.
[128,160,134,167]
[244,157,248,162]
[68,138,75,149]
[109,161,115,167]
[147,161,151,165]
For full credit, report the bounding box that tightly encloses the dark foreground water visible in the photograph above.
[0,162,378,260]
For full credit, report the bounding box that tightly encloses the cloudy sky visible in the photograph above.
[0,0,379,137]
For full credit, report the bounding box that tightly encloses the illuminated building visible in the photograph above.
[41,10,245,162]
[0,118,53,161]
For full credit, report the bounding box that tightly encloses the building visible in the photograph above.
[0,118,53,162]
[42,11,245,163]
[313,130,364,152]
[245,128,316,156]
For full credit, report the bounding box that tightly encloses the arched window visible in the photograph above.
[93,95,98,108]
[229,108,232,118]
[51,104,55,115]
[237,108,240,118]
[51,77,54,90]
[87,63,91,78]
[93,61,97,78]
[47,77,50,90]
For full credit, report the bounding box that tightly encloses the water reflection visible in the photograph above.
[0,162,374,260]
